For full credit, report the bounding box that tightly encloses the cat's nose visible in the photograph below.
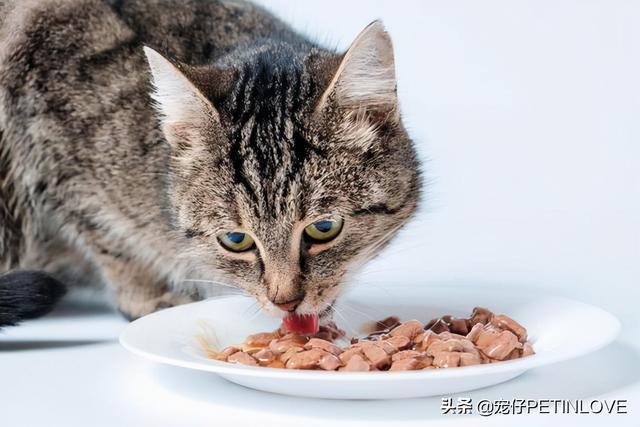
[273,297,303,312]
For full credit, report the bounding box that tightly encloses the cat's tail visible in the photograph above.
[0,271,66,327]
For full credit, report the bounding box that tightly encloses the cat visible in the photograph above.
[0,0,421,327]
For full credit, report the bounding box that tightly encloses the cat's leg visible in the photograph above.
[94,251,194,320]
[26,223,195,319]
[0,169,67,326]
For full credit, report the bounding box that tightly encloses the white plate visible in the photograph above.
[120,285,620,399]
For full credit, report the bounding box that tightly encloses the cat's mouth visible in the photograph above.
[279,301,336,334]
[282,312,319,334]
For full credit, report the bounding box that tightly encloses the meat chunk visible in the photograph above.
[390,358,422,371]
[460,339,480,356]
[469,307,493,325]
[285,348,327,370]
[339,347,364,364]
[459,352,482,366]
[414,330,442,351]
[318,352,342,371]
[427,318,449,333]
[377,316,401,330]
[313,322,346,342]
[279,346,304,363]
[265,359,286,369]
[384,335,412,351]
[389,320,424,340]
[209,346,240,361]
[304,338,342,356]
[245,332,279,348]
[425,339,464,356]
[490,314,528,343]
[253,348,276,365]
[374,339,398,355]
[227,351,258,366]
[361,343,391,369]
[339,354,371,371]
[466,323,485,343]
[477,330,521,360]
[438,331,467,340]
[449,318,469,335]
[392,350,425,362]
[432,351,461,368]
[269,334,308,354]
[282,348,342,371]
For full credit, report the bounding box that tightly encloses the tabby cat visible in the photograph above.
[0,0,421,326]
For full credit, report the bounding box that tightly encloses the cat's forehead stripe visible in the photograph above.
[223,53,319,220]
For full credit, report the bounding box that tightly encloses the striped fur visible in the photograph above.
[0,0,421,321]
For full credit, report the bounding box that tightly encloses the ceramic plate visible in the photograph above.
[120,285,620,399]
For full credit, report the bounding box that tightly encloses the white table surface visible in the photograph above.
[1,289,637,427]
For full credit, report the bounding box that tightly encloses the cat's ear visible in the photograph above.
[143,47,221,145]
[316,21,398,121]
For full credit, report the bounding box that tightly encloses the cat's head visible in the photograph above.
[144,22,421,319]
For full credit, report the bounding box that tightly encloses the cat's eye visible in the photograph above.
[303,217,344,243]
[217,231,255,252]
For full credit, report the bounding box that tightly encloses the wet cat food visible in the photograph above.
[203,307,535,371]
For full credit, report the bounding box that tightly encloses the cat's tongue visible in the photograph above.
[282,313,319,335]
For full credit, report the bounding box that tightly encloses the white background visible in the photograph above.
[1,1,639,426]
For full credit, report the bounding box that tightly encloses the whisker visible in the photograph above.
[180,278,253,299]
[355,265,414,276]
[362,242,428,259]
[203,290,249,299]
[242,300,259,318]
[181,278,240,289]
[340,303,381,321]
[330,305,358,335]
[246,301,265,322]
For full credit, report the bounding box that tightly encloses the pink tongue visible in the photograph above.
[283,313,319,334]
